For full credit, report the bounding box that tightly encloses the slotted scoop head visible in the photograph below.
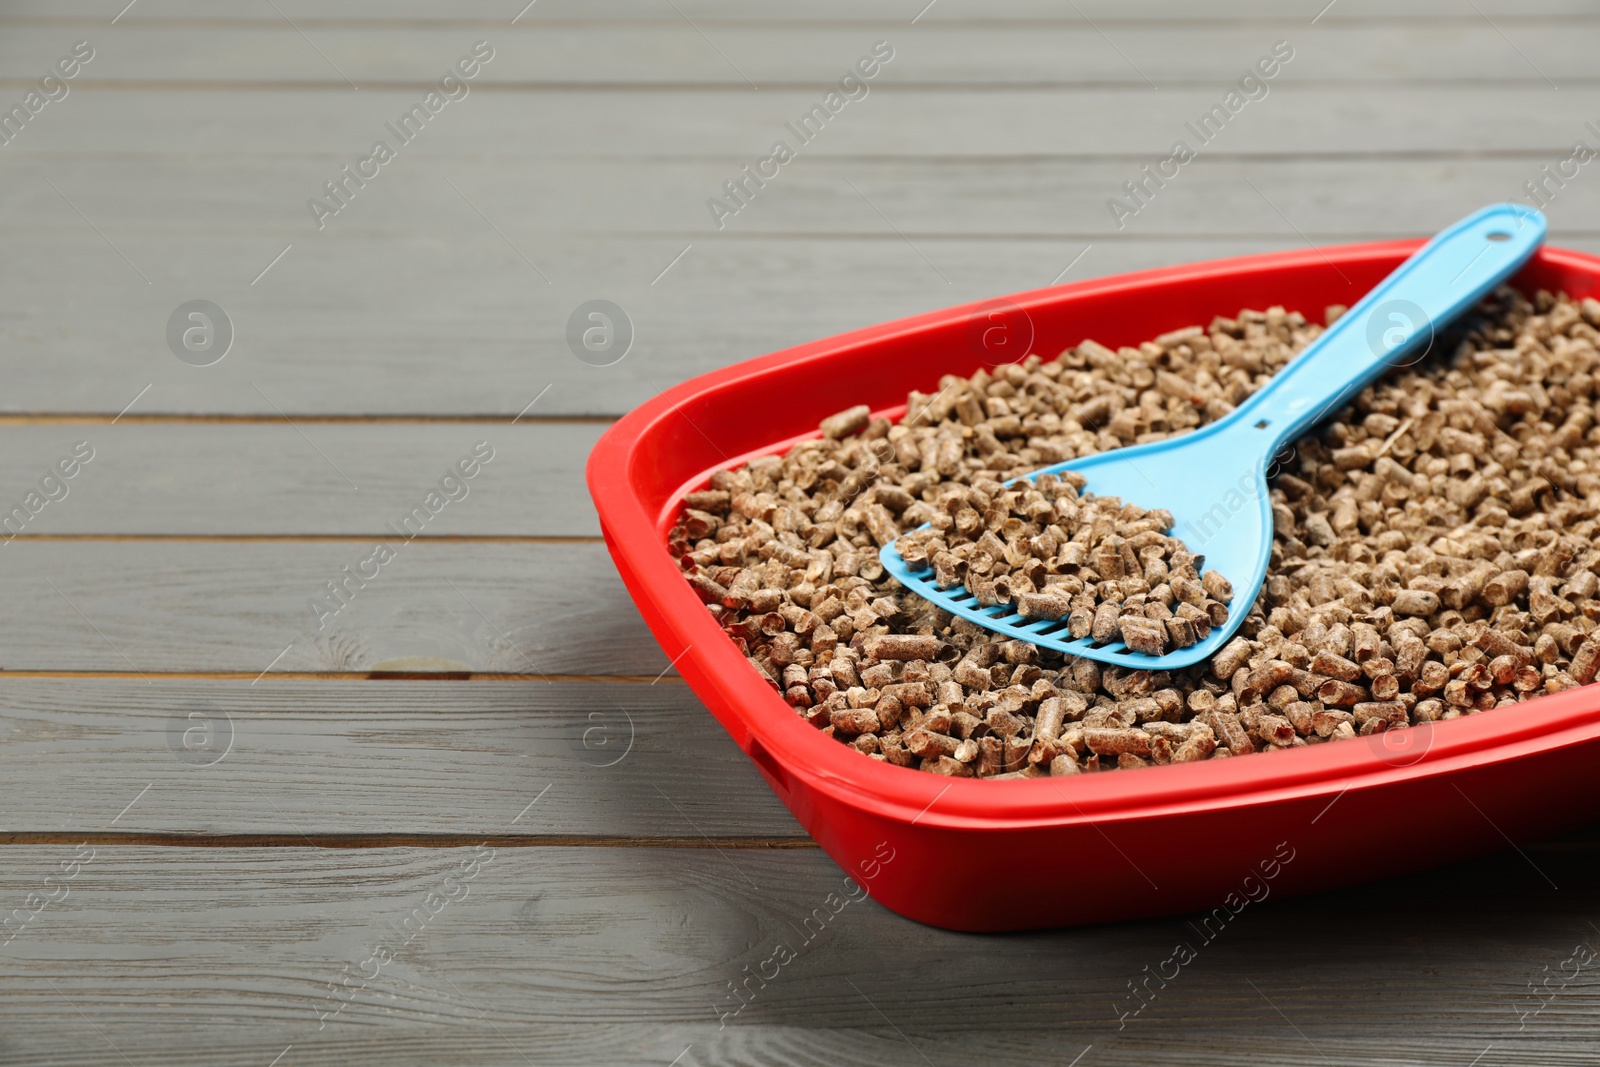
[882,203,1546,669]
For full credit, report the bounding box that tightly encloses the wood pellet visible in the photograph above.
[670,287,1600,778]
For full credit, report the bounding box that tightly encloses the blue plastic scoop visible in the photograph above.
[881,203,1546,669]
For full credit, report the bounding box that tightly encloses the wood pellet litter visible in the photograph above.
[889,475,1233,657]
[670,287,1600,777]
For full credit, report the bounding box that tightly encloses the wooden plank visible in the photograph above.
[0,229,1290,418]
[0,541,673,675]
[11,156,1595,240]
[0,842,1595,1064]
[3,0,1596,22]
[0,23,1592,86]
[0,679,802,839]
[2,224,1597,417]
[0,422,603,536]
[3,87,1582,162]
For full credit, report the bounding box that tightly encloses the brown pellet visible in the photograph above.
[830,707,880,735]
[1313,708,1355,737]
[1119,615,1168,655]
[1202,570,1233,603]
[1353,701,1407,728]
[1394,634,1427,679]
[1204,709,1254,756]
[820,404,872,440]
[1486,654,1519,686]
[1391,589,1441,617]
[924,755,974,777]
[862,634,944,662]
[1017,590,1073,620]
[1571,640,1600,686]
[1050,753,1082,776]
[1083,728,1153,758]
[1282,701,1316,736]
[1212,637,1253,681]
[1318,678,1368,707]
[1483,570,1530,608]
[1253,713,1296,747]
[1172,721,1218,762]
[1416,660,1450,692]
[1092,601,1123,645]
[1312,649,1362,682]
[905,728,959,759]
[1034,696,1069,743]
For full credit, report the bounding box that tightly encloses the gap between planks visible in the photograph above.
[0,832,814,849]
[0,231,1588,254]
[0,413,615,425]
[0,670,682,682]
[13,150,1600,165]
[0,14,1593,29]
[0,534,602,543]
[4,78,1599,93]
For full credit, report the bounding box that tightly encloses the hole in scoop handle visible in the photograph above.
[1231,203,1545,451]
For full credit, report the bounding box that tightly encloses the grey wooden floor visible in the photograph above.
[3,2,1599,1064]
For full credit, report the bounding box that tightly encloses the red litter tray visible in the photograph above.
[587,240,1600,932]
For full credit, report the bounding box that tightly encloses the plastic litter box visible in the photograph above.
[586,240,1600,931]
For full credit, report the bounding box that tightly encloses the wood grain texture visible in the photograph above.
[15,156,1600,242]
[0,541,672,675]
[0,422,603,535]
[4,86,1583,160]
[0,842,1596,1065]
[0,678,802,838]
[0,23,1591,86]
[4,227,1594,418]
[2,150,1596,415]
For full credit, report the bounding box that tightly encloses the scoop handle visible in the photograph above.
[1230,203,1546,451]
